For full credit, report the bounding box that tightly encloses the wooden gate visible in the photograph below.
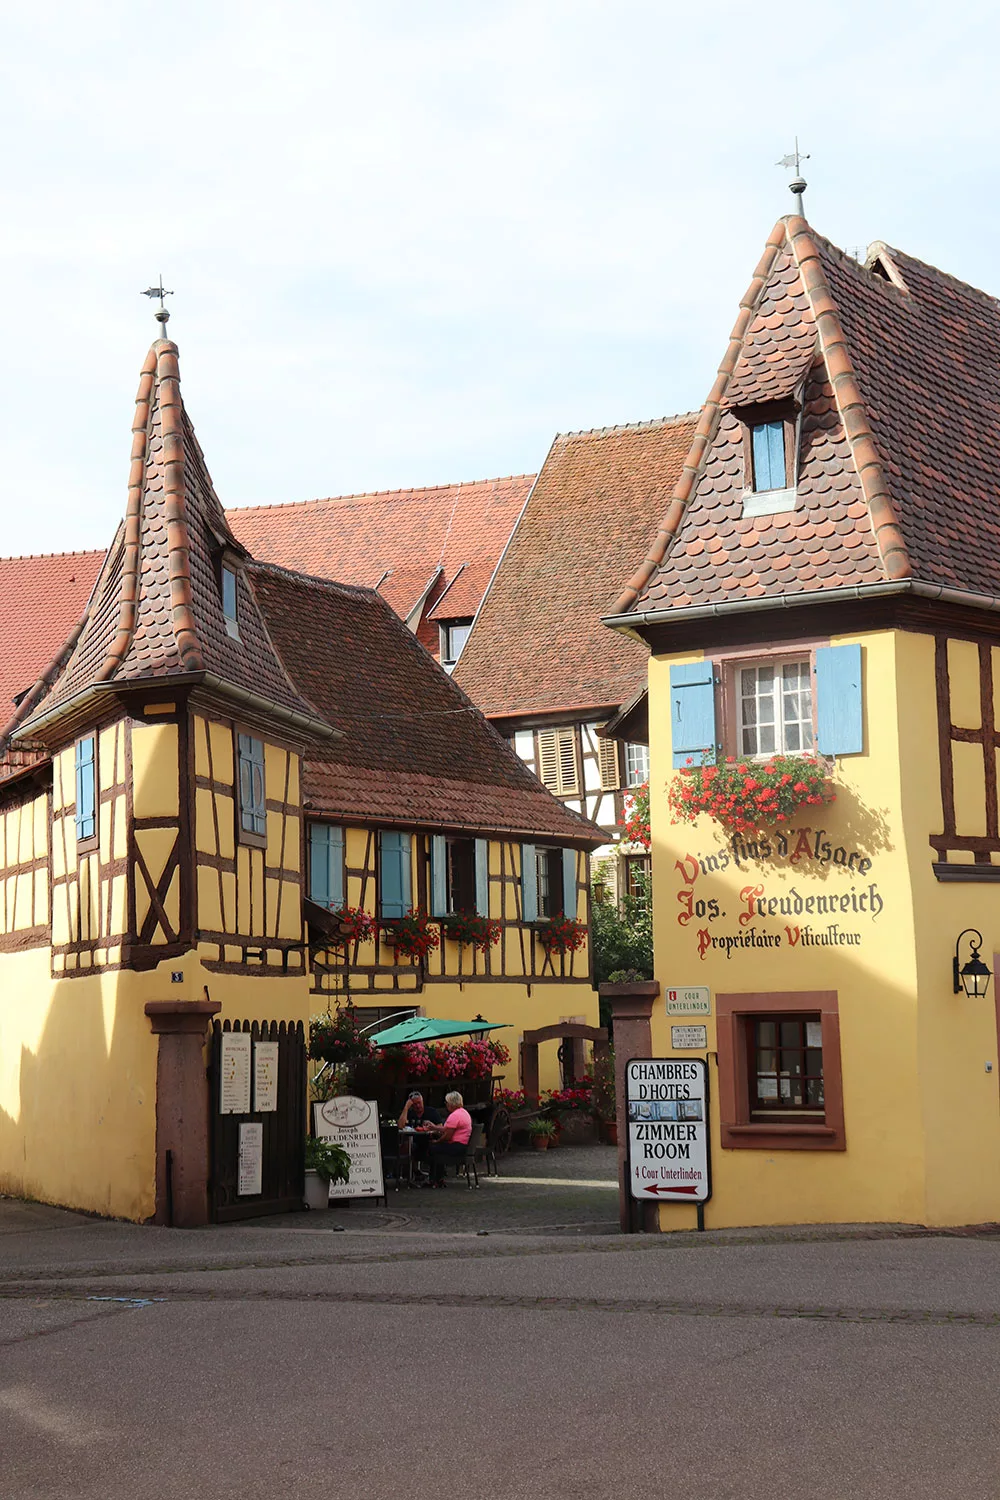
[209,1018,306,1223]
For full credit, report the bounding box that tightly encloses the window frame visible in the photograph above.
[623,854,650,903]
[625,741,649,788]
[716,990,845,1151]
[446,836,476,915]
[221,564,240,639]
[720,648,819,762]
[236,731,267,848]
[74,733,99,852]
[439,619,473,667]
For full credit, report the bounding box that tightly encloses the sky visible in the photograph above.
[1,0,996,556]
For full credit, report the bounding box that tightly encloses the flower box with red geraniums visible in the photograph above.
[619,780,650,850]
[329,905,376,944]
[381,908,440,962]
[536,913,588,957]
[440,911,502,952]
[667,754,835,837]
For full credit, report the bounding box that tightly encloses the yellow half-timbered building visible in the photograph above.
[0,337,602,1222]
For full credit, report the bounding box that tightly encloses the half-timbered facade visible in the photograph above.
[606,212,1000,1231]
[455,416,697,897]
[0,338,602,1222]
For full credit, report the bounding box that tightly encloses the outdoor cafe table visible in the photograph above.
[398,1125,435,1185]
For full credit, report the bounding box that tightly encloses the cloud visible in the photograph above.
[0,0,995,553]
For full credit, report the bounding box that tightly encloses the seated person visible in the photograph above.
[397,1091,441,1176]
[427,1090,473,1186]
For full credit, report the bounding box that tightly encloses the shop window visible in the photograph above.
[716,990,845,1151]
[309,823,345,909]
[738,659,813,757]
[669,644,863,768]
[75,735,97,846]
[625,742,649,787]
[379,831,412,919]
[536,727,579,796]
[237,733,266,843]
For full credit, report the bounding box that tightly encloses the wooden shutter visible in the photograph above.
[474,839,489,915]
[75,736,96,841]
[429,835,448,917]
[597,732,620,791]
[237,734,266,834]
[815,644,863,756]
[380,832,412,918]
[537,731,559,791]
[536,728,579,794]
[556,728,579,794]
[561,848,578,918]
[520,843,537,922]
[669,662,717,768]
[309,824,344,909]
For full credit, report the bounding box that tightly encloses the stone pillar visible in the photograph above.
[145,999,221,1227]
[599,981,660,1233]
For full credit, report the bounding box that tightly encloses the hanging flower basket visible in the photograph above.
[440,911,502,952]
[308,1004,376,1065]
[537,913,588,956]
[381,908,440,962]
[668,754,835,836]
[329,905,375,944]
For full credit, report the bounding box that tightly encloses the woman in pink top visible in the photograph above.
[428,1090,473,1186]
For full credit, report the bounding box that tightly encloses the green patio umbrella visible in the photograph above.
[369,1016,509,1048]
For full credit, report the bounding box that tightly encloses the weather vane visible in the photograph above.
[141,276,174,332]
[776,138,809,216]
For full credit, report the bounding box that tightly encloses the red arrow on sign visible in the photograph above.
[641,1183,699,1196]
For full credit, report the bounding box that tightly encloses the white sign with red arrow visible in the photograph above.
[626,1057,711,1204]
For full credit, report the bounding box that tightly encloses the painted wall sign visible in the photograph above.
[219,1032,251,1115]
[665,986,711,1015]
[238,1122,263,1196]
[253,1041,279,1113]
[672,827,885,962]
[626,1058,711,1203]
[671,1024,707,1050]
[313,1097,385,1200]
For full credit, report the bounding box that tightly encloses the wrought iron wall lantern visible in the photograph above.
[953,929,993,999]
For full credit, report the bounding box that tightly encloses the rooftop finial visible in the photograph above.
[141,275,174,333]
[776,138,810,216]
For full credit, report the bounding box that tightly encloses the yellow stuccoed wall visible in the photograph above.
[648,628,1000,1231]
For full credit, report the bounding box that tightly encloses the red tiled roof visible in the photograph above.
[229,476,533,630]
[426,561,495,622]
[0,551,102,716]
[248,562,604,844]
[455,415,698,718]
[611,215,1000,618]
[9,342,322,746]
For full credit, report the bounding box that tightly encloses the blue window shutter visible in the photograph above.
[562,848,578,918]
[521,844,537,923]
[380,832,412,918]
[474,839,489,915]
[75,737,96,841]
[430,835,448,917]
[238,734,266,834]
[309,825,344,909]
[669,662,717,769]
[816,644,863,755]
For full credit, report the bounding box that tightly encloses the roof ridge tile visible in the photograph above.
[227,473,537,515]
[555,411,701,441]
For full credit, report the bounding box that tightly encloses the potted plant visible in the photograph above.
[536,912,588,958]
[668,753,835,836]
[440,911,502,953]
[381,908,440,962]
[527,1117,557,1150]
[308,1004,375,1066]
[304,1136,352,1209]
[329,905,375,944]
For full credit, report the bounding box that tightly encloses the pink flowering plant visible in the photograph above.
[393,1038,510,1083]
[542,1075,596,1116]
[329,905,375,944]
[308,1004,375,1065]
[440,911,502,952]
[382,908,440,962]
[619,780,651,850]
[667,754,835,837]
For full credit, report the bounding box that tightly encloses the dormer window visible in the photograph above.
[439,620,472,670]
[735,399,799,519]
[222,565,240,639]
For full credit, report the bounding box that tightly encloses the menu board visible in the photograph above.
[220,1032,251,1115]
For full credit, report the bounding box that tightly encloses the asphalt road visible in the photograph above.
[3,1153,1000,1499]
